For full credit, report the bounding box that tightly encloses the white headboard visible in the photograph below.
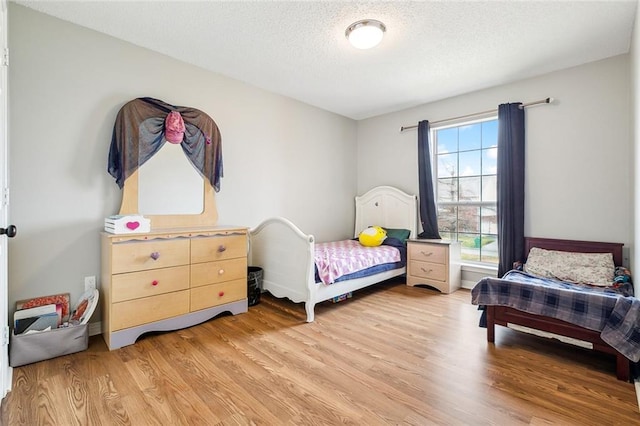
[354,186,418,239]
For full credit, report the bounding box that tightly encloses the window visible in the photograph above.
[432,117,498,264]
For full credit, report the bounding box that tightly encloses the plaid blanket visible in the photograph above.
[601,297,640,362]
[471,270,640,362]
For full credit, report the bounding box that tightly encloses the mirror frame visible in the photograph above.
[118,169,218,229]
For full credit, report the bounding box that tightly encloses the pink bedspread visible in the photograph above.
[314,240,401,285]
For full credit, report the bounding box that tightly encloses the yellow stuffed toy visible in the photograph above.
[358,226,387,247]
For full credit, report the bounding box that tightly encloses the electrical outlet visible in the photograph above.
[84,276,96,291]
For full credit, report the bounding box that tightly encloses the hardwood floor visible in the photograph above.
[1,279,639,425]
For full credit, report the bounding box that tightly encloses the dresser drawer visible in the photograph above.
[190,279,246,312]
[191,235,246,264]
[190,258,247,288]
[409,260,447,282]
[409,243,447,264]
[111,239,190,274]
[111,266,190,302]
[111,290,190,331]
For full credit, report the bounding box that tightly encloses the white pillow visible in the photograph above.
[524,247,615,287]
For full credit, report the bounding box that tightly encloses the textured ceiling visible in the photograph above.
[14,0,639,120]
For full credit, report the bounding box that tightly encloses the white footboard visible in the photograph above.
[249,217,317,320]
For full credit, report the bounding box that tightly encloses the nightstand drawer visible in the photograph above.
[112,239,190,273]
[191,258,247,288]
[409,260,447,282]
[190,279,247,311]
[191,235,246,263]
[111,265,190,302]
[408,243,447,264]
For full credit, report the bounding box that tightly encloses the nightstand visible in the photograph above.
[406,239,461,293]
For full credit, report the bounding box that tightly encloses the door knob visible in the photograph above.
[0,225,16,238]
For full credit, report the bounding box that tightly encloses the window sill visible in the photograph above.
[461,263,498,274]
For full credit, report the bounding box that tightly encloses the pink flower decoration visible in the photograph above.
[165,111,185,144]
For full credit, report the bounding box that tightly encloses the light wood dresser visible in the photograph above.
[101,226,248,350]
[406,239,461,293]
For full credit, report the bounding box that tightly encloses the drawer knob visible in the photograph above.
[420,251,432,257]
[152,280,159,286]
[150,252,160,260]
[217,245,226,253]
[218,269,225,275]
[218,291,225,297]
[420,268,432,273]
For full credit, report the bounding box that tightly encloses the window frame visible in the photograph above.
[430,114,499,265]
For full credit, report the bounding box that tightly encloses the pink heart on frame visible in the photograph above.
[126,221,140,230]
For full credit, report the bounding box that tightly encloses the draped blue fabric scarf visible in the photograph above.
[108,97,223,191]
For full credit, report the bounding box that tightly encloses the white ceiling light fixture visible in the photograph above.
[345,19,386,49]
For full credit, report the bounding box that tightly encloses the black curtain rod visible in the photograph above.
[399,97,554,132]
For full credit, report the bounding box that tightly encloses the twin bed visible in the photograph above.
[472,237,637,381]
[249,186,417,322]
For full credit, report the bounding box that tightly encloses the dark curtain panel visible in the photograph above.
[497,103,525,277]
[417,120,441,239]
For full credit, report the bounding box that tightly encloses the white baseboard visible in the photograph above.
[88,322,101,336]
[462,279,476,289]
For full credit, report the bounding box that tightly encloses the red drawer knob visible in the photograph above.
[218,291,225,297]
[152,280,159,286]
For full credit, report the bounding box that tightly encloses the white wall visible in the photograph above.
[7,5,357,319]
[358,55,632,257]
